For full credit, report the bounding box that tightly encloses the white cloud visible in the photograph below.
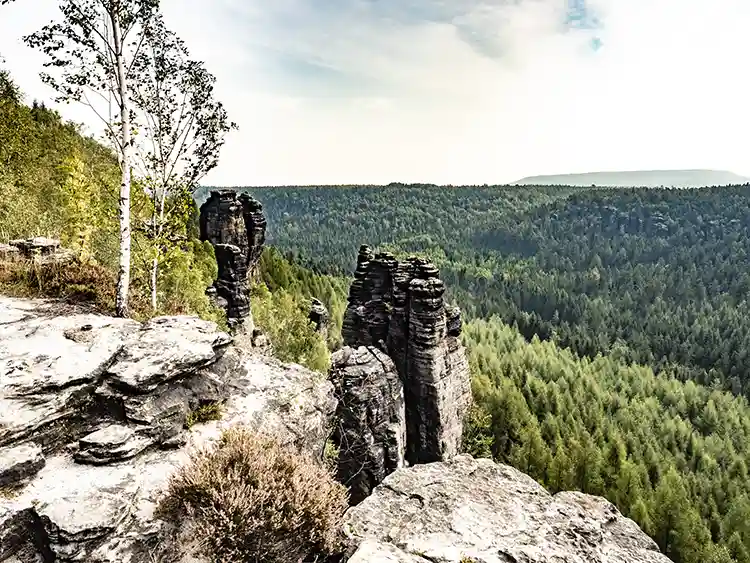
[1,0,749,185]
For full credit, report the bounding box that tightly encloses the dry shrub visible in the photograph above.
[0,258,117,312]
[157,427,349,563]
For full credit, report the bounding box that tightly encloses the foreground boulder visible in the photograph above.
[0,297,335,562]
[343,455,672,563]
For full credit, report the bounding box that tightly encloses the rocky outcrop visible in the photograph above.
[341,246,471,466]
[0,296,335,563]
[343,455,672,563]
[198,190,267,331]
[1,238,74,265]
[330,346,406,506]
[309,298,330,336]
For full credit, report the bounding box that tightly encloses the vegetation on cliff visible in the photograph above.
[0,68,222,322]
[158,427,348,563]
[463,317,750,563]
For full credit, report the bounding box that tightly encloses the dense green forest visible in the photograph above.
[196,184,750,398]
[258,246,750,563]
[464,318,750,563]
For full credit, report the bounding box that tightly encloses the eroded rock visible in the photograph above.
[0,444,44,488]
[0,296,336,563]
[199,190,267,331]
[309,298,330,335]
[341,247,471,465]
[343,455,672,563]
[5,238,74,265]
[330,346,406,506]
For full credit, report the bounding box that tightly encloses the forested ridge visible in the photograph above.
[198,184,750,397]
[200,182,750,562]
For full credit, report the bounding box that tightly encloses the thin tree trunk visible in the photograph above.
[112,11,131,318]
[150,256,158,311]
[149,186,168,311]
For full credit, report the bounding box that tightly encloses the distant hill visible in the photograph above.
[512,169,749,188]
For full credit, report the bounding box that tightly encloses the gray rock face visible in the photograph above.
[0,296,336,563]
[341,246,471,465]
[343,455,672,563]
[198,190,267,331]
[309,298,330,335]
[330,346,406,506]
[0,444,44,488]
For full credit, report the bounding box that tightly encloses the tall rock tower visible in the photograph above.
[340,245,471,466]
[199,190,267,332]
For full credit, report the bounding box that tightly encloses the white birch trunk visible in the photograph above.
[112,10,132,318]
[150,256,158,311]
[149,186,168,311]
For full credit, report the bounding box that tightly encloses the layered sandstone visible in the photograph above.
[198,190,267,331]
[330,346,406,505]
[0,296,335,563]
[343,455,672,563]
[341,246,471,467]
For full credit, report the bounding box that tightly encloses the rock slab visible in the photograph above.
[344,455,672,563]
[0,296,335,563]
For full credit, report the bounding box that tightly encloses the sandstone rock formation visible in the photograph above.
[0,296,671,563]
[330,346,406,505]
[343,455,672,563]
[341,246,471,466]
[0,296,335,563]
[1,238,74,265]
[198,190,267,331]
[309,297,330,335]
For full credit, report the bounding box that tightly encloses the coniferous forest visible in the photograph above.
[199,183,750,563]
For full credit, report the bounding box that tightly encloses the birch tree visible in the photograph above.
[129,13,236,311]
[19,0,158,316]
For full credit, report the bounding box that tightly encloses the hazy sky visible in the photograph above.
[1,0,749,185]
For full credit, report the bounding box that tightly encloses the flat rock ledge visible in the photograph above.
[343,455,672,563]
[0,297,336,562]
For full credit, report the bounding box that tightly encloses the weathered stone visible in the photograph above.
[7,238,75,265]
[0,444,44,487]
[342,245,375,346]
[0,300,141,450]
[105,316,232,394]
[74,425,153,465]
[341,247,471,466]
[309,298,330,335]
[330,346,406,506]
[198,190,266,331]
[0,296,337,563]
[8,238,60,256]
[343,455,672,563]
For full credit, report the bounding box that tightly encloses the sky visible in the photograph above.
[1,0,749,186]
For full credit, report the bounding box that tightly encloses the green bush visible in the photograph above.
[251,282,331,372]
[157,427,348,563]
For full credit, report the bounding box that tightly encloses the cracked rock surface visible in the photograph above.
[343,455,672,563]
[0,297,336,562]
